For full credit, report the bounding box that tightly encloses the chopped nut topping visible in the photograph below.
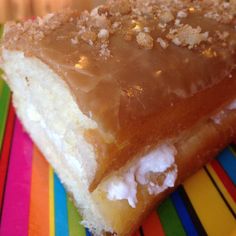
[90,8,111,28]
[118,0,132,15]
[157,37,169,49]
[136,32,154,49]
[159,11,174,23]
[112,22,121,29]
[144,27,150,33]
[97,6,110,16]
[71,36,78,44]
[172,37,181,46]
[99,43,111,58]
[216,30,230,40]
[177,11,188,18]
[109,0,131,15]
[3,0,236,59]
[81,30,97,44]
[175,19,182,27]
[158,23,167,30]
[167,25,209,49]
[98,29,109,40]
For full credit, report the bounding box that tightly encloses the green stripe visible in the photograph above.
[157,198,186,236]
[0,24,4,97]
[67,197,86,236]
[0,80,10,151]
[0,79,3,98]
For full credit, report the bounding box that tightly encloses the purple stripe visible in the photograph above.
[0,118,33,236]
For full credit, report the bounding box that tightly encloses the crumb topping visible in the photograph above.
[2,0,236,58]
[157,37,169,49]
[167,25,209,49]
[136,32,154,49]
[159,11,174,24]
[177,10,188,18]
[98,29,110,40]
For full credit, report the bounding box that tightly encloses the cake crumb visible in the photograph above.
[136,32,154,49]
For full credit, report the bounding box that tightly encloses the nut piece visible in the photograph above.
[81,30,97,44]
[136,32,154,49]
[167,25,209,49]
[109,0,131,15]
[157,37,169,49]
[177,11,188,18]
[159,11,174,23]
[118,0,132,15]
[98,29,109,40]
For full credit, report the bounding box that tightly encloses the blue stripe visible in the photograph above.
[54,173,69,236]
[217,148,236,185]
[171,190,198,236]
[86,228,92,236]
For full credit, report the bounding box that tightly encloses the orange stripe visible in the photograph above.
[28,146,50,236]
[142,211,165,236]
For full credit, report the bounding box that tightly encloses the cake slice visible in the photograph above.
[1,0,236,235]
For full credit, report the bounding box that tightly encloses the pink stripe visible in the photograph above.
[0,118,33,236]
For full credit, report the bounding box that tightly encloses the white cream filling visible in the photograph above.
[104,144,177,208]
[212,99,236,125]
[227,99,236,110]
[212,110,225,125]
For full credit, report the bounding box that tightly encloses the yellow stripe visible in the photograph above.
[49,167,55,236]
[230,228,236,236]
[206,164,236,214]
[183,169,236,236]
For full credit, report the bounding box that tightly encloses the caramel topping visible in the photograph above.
[2,0,236,189]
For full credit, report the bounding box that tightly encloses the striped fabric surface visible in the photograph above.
[0,84,236,236]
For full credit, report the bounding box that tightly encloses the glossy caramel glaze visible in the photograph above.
[2,0,236,190]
